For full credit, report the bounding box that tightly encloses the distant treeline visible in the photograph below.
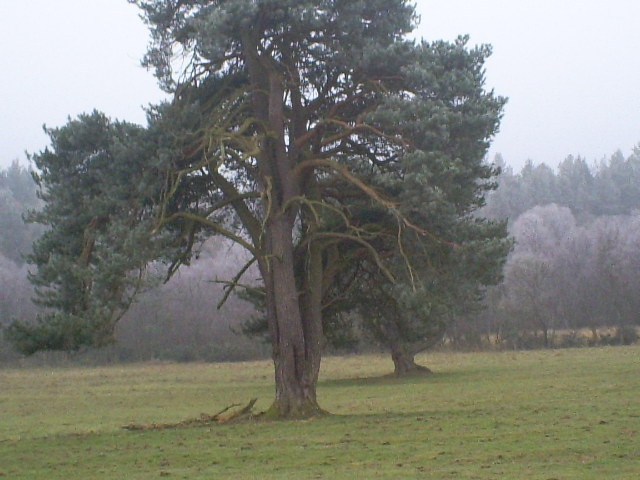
[1,147,639,362]
[1,162,42,358]
[0,161,43,265]
[454,148,640,349]
[483,148,640,221]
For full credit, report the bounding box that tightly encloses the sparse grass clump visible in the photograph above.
[1,347,639,479]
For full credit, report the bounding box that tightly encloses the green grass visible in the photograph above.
[1,347,639,479]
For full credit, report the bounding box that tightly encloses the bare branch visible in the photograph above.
[214,256,258,309]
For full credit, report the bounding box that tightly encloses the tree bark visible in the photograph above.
[389,338,433,376]
[383,319,447,376]
[241,30,326,418]
[260,213,326,418]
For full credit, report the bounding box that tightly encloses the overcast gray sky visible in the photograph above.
[1,0,639,171]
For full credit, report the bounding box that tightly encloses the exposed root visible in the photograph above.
[122,398,258,431]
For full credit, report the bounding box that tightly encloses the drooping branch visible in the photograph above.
[311,231,395,283]
[318,118,411,151]
[160,211,257,256]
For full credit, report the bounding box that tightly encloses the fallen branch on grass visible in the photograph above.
[121,398,258,431]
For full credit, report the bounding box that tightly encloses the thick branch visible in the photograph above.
[209,169,263,245]
[161,211,257,256]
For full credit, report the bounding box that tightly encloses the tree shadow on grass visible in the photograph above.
[319,369,470,389]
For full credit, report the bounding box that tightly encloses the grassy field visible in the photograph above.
[1,347,638,479]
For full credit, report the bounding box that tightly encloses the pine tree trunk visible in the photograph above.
[390,339,432,376]
[383,319,445,377]
[260,213,326,418]
[242,33,326,418]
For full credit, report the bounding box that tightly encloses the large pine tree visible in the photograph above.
[13,1,506,419]
[129,0,506,416]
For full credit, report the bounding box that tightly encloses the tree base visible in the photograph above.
[259,398,329,420]
[393,361,433,377]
